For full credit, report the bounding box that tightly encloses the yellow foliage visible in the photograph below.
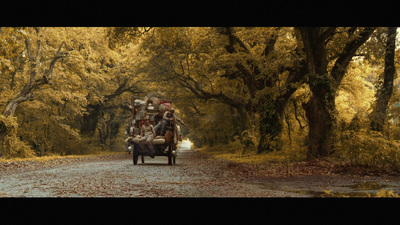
[320,189,400,198]
[0,150,122,163]
[197,138,307,165]
[0,115,36,158]
[3,135,36,159]
[374,189,400,197]
[334,129,400,168]
[336,61,377,124]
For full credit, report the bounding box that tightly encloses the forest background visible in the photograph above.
[1,27,400,170]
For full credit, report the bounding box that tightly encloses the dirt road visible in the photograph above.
[1,140,400,197]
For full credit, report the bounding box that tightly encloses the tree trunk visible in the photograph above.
[3,94,34,117]
[257,98,284,153]
[80,104,102,137]
[97,127,105,144]
[1,94,34,156]
[257,57,308,153]
[80,82,141,137]
[1,94,34,157]
[303,87,336,159]
[299,27,336,159]
[370,27,397,132]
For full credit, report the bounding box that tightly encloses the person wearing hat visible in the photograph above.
[158,108,185,136]
[139,116,156,158]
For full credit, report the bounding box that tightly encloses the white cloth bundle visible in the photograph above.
[126,136,165,145]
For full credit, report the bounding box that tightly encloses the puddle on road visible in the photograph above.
[343,181,393,190]
[289,190,372,197]
[291,181,398,197]
[257,181,399,197]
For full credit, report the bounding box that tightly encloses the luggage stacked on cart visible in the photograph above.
[126,95,174,145]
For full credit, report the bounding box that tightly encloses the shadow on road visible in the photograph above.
[134,163,180,167]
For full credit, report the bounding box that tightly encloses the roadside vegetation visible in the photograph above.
[0,150,123,165]
[196,127,400,176]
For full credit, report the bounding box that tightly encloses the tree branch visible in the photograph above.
[318,27,337,44]
[35,40,41,60]
[178,76,245,109]
[331,27,376,84]
[293,99,305,130]
[262,28,279,57]
[298,27,317,75]
[3,41,66,117]
[25,39,41,85]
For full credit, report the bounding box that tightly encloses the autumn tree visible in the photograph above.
[0,27,146,156]
[133,27,248,146]
[211,27,310,152]
[76,28,149,144]
[45,27,145,147]
[0,27,67,157]
[3,37,66,117]
[298,27,376,159]
[369,27,397,132]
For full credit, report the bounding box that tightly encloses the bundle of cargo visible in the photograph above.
[133,99,147,121]
[131,96,172,123]
[126,135,166,145]
[146,102,158,122]
[160,100,171,110]
[149,96,161,105]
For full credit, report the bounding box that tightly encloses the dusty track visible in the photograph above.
[1,141,400,197]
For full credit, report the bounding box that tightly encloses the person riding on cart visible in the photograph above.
[139,117,156,158]
[155,108,185,136]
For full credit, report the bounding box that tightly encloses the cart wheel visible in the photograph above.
[133,152,138,165]
[141,155,145,163]
[167,145,173,165]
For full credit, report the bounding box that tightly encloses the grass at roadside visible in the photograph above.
[0,151,125,163]
[195,140,400,179]
[195,140,307,165]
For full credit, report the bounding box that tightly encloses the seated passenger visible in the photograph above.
[139,118,156,158]
[159,108,185,136]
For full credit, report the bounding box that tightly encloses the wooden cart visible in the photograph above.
[126,96,178,165]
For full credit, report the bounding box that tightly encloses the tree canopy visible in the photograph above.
[1,27,399,166]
